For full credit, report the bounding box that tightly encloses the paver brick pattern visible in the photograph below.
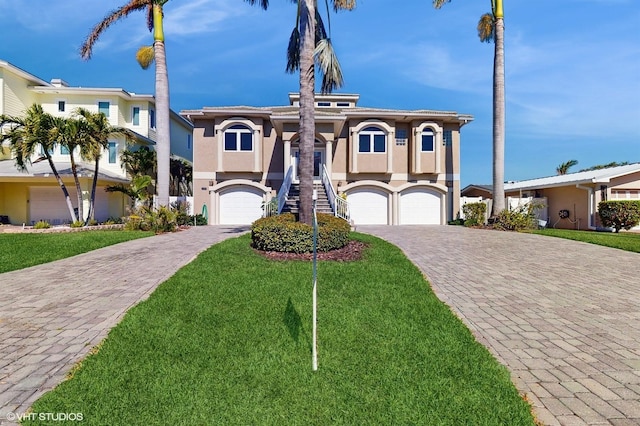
[0,226,247,424]
[362,225,640,426]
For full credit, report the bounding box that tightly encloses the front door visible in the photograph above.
[292,148,324,183]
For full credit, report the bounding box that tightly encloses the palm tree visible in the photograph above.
[74,108,133,223]
[246,0,354,225]
[81,0,172,208]
[50,116,87,221]
[434,0,506,217]
[556,159,578,175]
[0,104,78,222]
[106,174,154,213]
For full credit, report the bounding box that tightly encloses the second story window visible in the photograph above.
[421,129,435,152]
[108,142,117,163]
[358,126,386,153]
[224,125,253,152]
[132,107,140,126]
[98,101,110,117]
[58,101,65,112]
[149,109,156,129]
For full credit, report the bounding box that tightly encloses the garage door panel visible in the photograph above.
[400,189,441,225]
[348,189,388,225]
[219,187,264,225]
[30,186,78,224]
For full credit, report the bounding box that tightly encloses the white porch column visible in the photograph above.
[325,139,333,178]
[387,130,394,174]
[284,139,291,172]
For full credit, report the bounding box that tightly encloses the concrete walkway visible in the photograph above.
[0,226,248,424]
[362,225,640,426]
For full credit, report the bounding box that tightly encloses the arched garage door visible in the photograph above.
[399,188,442,225]
[348,188,389,225]
[218,187,264,225]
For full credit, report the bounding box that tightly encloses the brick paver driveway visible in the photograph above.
[363,226,640,426]
[0,226,248,425]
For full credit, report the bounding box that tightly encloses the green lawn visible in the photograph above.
[0,230,153,273]
[532,228,640,253]
[27,233,535,425]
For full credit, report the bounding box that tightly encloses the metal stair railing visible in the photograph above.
[265,165,294,217]
[321,164,349,221]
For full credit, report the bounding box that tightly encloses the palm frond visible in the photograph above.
[286,27,301,73]
[332,0,356,11]
[80,0,149,59]
[315,10,329,45]
[244,0,269,10]
[136,45,155,69]
[432,0,450,9]
[314,38,344,93]
[477,13,495,43]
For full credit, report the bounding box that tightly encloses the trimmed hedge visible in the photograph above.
[251,212,351,253]
[462,202,486,226]
[598,200,640,233]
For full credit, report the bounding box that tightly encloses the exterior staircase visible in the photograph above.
[282,183,334,216]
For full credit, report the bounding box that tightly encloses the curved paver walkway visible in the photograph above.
[362,225,640,426]
[0,226,248,424]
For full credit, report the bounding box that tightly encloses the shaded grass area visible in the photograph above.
[28,233,535,425]
[532,228,640,253]
[0,230,153,273]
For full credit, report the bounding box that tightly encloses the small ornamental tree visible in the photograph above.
[598,200,640,233]
[462,202,487,226]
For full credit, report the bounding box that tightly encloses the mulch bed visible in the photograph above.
[255,240,367,262]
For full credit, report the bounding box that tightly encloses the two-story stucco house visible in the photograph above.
[182,93,473,225]
[0,59,193,225]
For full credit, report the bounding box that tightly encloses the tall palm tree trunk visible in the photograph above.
[491,9,506,216]
[298,0,316,226]
[69,152,85,221]
[153,4,171,208]
[86,159,100,223]
[46,155,78,222]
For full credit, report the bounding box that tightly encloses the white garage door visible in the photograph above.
[400,188,442,225]
[30,186,78,224]
[348,188,389,225]
[30,186,112,224]
[219,187,264,225]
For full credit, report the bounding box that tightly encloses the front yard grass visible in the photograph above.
[532,228,640,253]
[27,233,535,425]
[0,230,153,273]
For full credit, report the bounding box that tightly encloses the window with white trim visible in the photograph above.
[421,128,435,152]
[108,142,117,163]
[58,101,66,112]
[149,109,156,129]
[98,101,110,117]
[132,107,140,126]
[224,124,253,151]
[358,126,386,153]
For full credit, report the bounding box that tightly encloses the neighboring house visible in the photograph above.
[181,93,473,225]
[0,59,193,225]
[461,163,640,230]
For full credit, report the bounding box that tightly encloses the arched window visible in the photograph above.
[421,128,435,152]
[358,126,386,153]
[224,124,253,152]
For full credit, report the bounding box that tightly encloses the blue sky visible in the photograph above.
[1,0,638,187]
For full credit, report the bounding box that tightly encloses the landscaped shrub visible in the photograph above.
[462,202,487,226]
[251,212,350,253]
[494,201,544,231]
[598,200,640,233]
[70,220,84,228]
[123,206,179,233]
[33,220,51,229]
